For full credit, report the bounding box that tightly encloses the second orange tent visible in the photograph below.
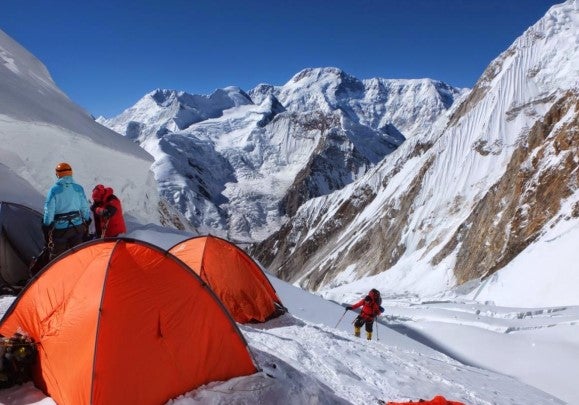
[169,235,286,323]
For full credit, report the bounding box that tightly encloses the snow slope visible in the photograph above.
[0,246,576,403]
[0,28,164,226]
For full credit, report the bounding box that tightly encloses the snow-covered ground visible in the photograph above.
[0,222,577,405]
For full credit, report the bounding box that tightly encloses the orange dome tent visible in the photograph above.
[0,238,257,405]
[169,235,286,323]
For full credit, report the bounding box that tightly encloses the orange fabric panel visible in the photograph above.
[92,241,257,405]
[0,239,257,405]
[170,237,205,277]
[170,236,283,323]
[0,243,113,405]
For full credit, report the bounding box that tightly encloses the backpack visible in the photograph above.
[0,333,37,389]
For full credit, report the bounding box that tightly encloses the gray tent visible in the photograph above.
[0,202,44,290]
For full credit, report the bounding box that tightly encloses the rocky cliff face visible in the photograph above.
[437,91,579,283]
[252,135,439,291]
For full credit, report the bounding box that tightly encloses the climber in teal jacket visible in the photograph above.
[43,162,91,259]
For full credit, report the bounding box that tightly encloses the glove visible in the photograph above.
[96,207,112,218]
[379,305,385,313]
[345,306,353,311]
[85,218,92,226]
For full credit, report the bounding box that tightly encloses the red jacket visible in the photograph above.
[387,395,465,405]
[351,295,383,320]
[91,194,126,237]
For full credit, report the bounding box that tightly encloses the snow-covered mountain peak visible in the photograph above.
[273,69,468,137]
[100,86,256,141]
[279,67,365,112]
[473,0,578,97]
[519,0,579,89]
[143,86,253,114]
[248,84,276,105]
[101,67,463,241]
[289,66,350,84]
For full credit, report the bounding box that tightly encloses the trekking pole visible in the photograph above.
[335,308,348,328]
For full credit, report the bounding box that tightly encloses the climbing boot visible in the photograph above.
[366,331,372,340]
[354,326,361,337]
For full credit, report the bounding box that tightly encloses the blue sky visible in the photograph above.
[2,0,562,118]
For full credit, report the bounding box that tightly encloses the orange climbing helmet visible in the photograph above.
[55,162,73,178]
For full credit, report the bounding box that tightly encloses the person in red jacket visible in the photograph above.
[346,288,384,340]
[90,184,127,238]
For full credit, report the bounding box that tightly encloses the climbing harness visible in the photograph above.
[54,210,82,228]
